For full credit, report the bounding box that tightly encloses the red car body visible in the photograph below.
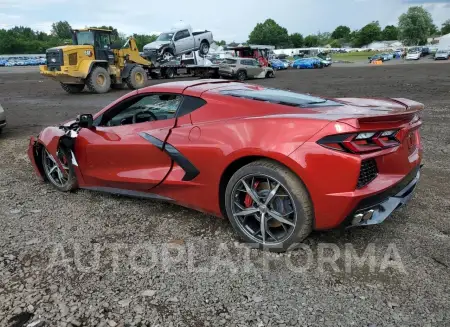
[28,79,423,233]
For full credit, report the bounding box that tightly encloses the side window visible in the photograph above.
[175,29,189,41]
[177,96,207,117]
[95,33,111,48]
[252,60,259,66]
[103,94,183,126]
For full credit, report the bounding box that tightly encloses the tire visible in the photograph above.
[162,49,174,61]
[225,159,314,252]
[165,67,175,79]
[41,146,78,192]
[126,66,147,89]
[266,71,275,78]
[237,70,247,81]
[60,83,84,94]
[199,41,210,56]
[86,66,111,94]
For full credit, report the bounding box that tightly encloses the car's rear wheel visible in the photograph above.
[225,160,313,252]
[266,71,275,78]
[41,146,78,192]
[237,70,247,81]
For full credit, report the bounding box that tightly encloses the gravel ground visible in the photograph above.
[0,63,449,327]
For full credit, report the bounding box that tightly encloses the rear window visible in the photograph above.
[225,59,236,64]
[219,88,342,107]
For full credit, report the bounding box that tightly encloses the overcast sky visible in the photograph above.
[1,0,449,42]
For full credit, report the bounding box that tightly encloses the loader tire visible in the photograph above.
[60,83,84,94]
[86,66,111,94]
[126,66,147,90]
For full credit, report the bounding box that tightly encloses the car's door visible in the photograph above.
[240,60,254,77]
[248,59,264,77]
[74,93,186,192]
[173,29,191,53]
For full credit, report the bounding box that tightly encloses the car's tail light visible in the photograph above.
[317,130,400,154]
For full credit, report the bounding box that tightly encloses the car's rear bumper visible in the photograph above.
[341,165,421,228]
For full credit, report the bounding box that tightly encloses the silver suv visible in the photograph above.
[219,58,274,81]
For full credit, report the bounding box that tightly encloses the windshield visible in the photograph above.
[75,31,94,46]
[156,33,174,42]
[437,50,447,53]
[219,88,337,107]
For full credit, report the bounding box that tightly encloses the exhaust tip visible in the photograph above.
[352,209,375,225]
[352,213,364,225]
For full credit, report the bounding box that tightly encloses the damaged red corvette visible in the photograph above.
[28,80,423,250]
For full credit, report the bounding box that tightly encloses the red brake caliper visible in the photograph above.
[244,181,260,208]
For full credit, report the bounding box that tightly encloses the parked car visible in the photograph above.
[406,51,421,60]
[292,58,316,69]
[0,103,6,134]
[27,80,424,251]
[279,59,291,68]
[143,22,213,61]
[311,57,332,67]
[269,59,286,70]
[219,58,275,80]
[380,53,393,60]
[421,47,430,56]
[434,49,450,60]
[368,54,387,63]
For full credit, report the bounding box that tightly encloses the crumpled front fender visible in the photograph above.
[27,126,85,185]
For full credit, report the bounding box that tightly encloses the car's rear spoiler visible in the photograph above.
[337,98,424,128]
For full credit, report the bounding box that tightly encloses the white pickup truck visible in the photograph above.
[144,22,213,62]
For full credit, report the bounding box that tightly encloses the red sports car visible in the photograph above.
[27,80,423,251]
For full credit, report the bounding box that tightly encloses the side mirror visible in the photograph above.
[77,114,94,129]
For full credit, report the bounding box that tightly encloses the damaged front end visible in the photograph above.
[27,115,88,184]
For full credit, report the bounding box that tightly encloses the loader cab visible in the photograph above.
[72,28,114,64]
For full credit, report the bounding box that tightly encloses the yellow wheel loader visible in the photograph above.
[39,28,152,94]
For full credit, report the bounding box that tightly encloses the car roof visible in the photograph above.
[138,80,243,97]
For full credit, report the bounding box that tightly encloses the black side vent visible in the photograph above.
[357,159,378,188]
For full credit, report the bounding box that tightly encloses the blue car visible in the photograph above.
[270,59,287,70]
[292,58,322,69]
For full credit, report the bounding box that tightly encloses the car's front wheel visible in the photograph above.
[225,160,313,252]
[237,70,247,81]
[41,146,78,192]
[266,71,275,78]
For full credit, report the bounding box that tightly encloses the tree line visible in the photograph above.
[1,6,449,55]
[0,21,159,55]
[248,7,450,49]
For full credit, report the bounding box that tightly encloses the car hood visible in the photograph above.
[143,41,171,50]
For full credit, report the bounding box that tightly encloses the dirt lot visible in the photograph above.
[0,63,449,327]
